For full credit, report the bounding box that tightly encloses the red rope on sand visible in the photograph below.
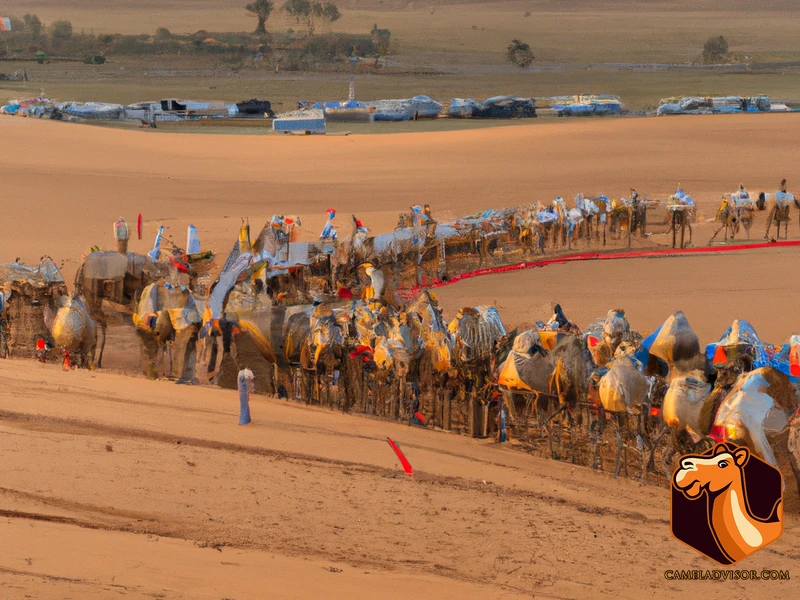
[398,240,800,298]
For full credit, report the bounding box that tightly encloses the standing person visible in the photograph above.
[238,368,254,425]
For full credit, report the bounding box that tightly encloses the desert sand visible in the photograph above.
[3,113,800,282]
[1,362,798,599]
[3,114,800,597]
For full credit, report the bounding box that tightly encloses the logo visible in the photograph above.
[671,442,783,565]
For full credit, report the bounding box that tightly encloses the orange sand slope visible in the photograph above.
[3,114,800,279]
[435,245,800,343]
[1,360,798,599]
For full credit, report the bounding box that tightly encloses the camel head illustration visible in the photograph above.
[673,444,783,563]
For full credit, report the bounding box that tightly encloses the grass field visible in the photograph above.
[2,58,800,113]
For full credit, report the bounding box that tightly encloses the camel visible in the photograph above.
[217,303,315,395]
[449,306,506,368]
[711,369,799,467]
[133,281,202,382]
[673,444,783,563]
[708,198,739,243]
[647,311,705,376]
[303,305,346,405]
[765,190,794,241]
[662,372,714,438]
[574,193,609,247]
[709,195,755,243]
[667,206,693,248]
[73,251,126,368]
[405,292,455,424]
[593,309,630,366]
[596,349,653,477]
[44,294,98,369]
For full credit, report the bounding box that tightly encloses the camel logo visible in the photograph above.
[671,442,783,565]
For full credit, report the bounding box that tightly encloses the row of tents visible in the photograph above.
[293,94,628,122]
[0,97,276,121]
[656,95,796,115]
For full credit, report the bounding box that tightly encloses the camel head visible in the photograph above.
[674,444,749,499]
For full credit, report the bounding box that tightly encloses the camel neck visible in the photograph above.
[710,480,763,561]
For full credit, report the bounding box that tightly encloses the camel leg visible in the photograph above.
[662,428,679,480]
[709,220,729,244]
[680,217,686,249]
[613,414,624,478]
[96,319,107,369]
[647,424,669,473]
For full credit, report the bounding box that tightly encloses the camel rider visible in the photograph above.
[629,188,639,202]
[738,183,749,199]
[780,178,787,193]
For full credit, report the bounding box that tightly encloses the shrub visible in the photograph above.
[370,24,391,56]
[83,54,107,64]
[506,39,534,68]
[702,35,729,64]
[303,33,376,61]
[51,20,73,41]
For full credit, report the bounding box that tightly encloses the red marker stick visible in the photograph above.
[137,213,143,240]
[387,437,414,479]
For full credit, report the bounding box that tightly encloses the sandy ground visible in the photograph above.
[435,244,800,344]
[3,113,800,285]
[1,361,798,599]
[4,114,800,597]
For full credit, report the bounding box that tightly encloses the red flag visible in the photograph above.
[387,437,413,478]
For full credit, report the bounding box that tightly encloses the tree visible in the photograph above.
[370,24,391,57]
[282,0,341,36]
[702,35,729,64]
[50,20,73,41]
[245,0,274,35]
[23,14,43,37]
[506,39,534,69]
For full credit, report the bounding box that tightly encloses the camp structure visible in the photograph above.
[364,96,442,121]
[235,99,274,118]
[657,95,771,116]
[124,99,245,122]
[0,97,56,117]
[273,108,326,135]
[447,96,537,119]
[550,95,623,117]
[298,100,375,123]
[58,102,126,121]
[0,258,68,360]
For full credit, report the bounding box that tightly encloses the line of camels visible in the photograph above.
[2,189,799,512]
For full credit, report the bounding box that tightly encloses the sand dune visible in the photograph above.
[4,114,800,597]
[3,114,800,284]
